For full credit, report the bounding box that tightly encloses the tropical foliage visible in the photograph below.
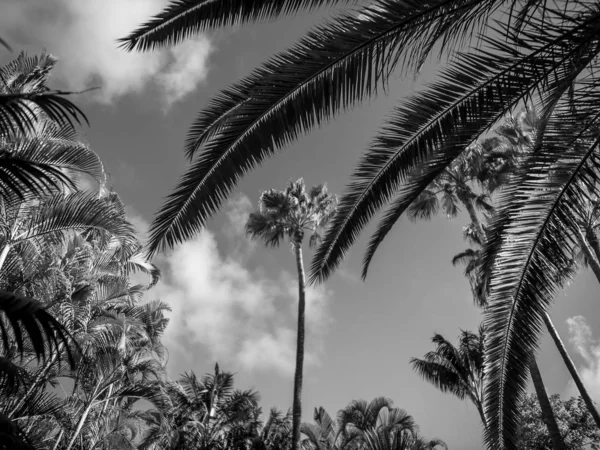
[301,398,446,450]
[120,2,600,444]
[0,51,445,450]
[517,394,600,450]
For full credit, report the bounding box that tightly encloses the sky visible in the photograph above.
[3,1,600,448]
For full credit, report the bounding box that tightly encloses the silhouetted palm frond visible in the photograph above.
[0,92,87,137]
[120,0,356,51]
[0,291,74,364]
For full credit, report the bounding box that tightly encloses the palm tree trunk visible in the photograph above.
[575,228,600,282]
[529,356,566,450]
[461,197,486,246]
[291,243,306,450]
[543,312,600,428]
[586,228,600,265]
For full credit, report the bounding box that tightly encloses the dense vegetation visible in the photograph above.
[3,0,600,448]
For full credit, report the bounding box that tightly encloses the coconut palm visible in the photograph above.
[245,178,337,450]
[411,327,486,429]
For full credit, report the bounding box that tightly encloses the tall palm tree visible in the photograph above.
[245,178,337,450]
[121,3,600,446]
[411,327,486,429]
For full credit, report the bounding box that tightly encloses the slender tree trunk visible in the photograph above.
[291,244,306,450]
[586,228,600,265]
[52,429,64,450]
[10,349,60,416]
[464,200,484,241]
[543,312,600,428]
[529,356,566,450]
[0,243,11,272]
[575,228,600,282]
[65,400,95,450]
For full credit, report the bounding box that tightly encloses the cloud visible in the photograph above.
[131,195,333,376]
[1,0,212,107]
[565,316,600,401]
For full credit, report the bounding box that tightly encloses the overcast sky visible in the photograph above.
[3,1,600,448]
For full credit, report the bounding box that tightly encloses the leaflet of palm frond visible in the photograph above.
[0,413,34,450]
[15,192,136,247]
[312,6,600,284]
[0,154,76,201]
[145,0,501,257]
[0,291,75,367]
[481,129,600,446]
[0,91,87,137]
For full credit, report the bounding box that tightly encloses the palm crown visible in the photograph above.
[246,178,337,248]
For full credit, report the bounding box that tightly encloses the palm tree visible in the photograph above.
[121,3,600,446]
[411,327,486,429]
[356,406,445,450]
[245,178,337,450]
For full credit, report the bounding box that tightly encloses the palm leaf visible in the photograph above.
[120,0,355,51]
[15,191,135,244]
[310,8,600,283]
[481,119,600,446]
[0,290,74,364]
[144,0,500,256]
[410,358,467,400]
[0,91,88,137]
[0,154,75,201]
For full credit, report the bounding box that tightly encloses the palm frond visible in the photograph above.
[482,105,600,447]
[0,154,75,201]
[311,7,600,283]
[16,191,135,243]
[145,0,500,256]
[0,91,87,137]
[120,0,355,51]
[0,290,74,364]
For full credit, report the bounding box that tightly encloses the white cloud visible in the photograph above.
[131,195,332,376]
[1,0,212,107]
[565,315,600,401]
